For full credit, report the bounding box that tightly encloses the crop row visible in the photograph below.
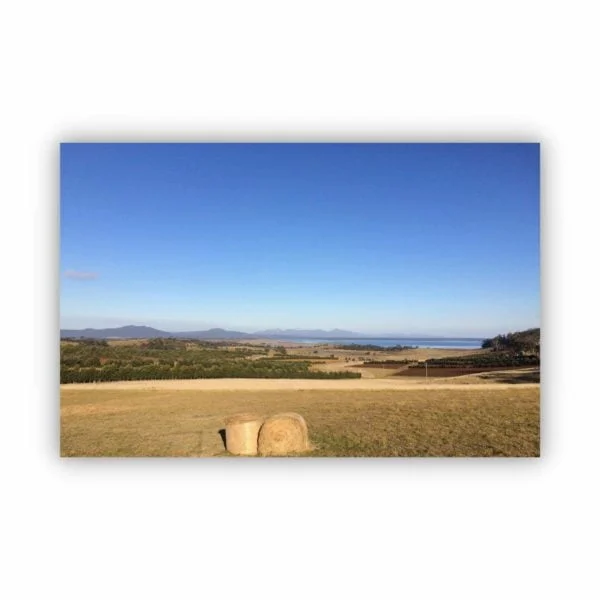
[419,355,539,368]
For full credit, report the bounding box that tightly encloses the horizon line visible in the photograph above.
[58,322,539,338]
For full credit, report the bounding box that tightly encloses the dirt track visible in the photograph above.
[60,378,540,392]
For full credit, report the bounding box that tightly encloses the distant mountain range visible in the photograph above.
[59,325,256,340]
[59,325,442,340]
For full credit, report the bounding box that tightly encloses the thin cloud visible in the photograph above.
[64,270,98,280]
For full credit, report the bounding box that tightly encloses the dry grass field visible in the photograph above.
[61,385,540,457]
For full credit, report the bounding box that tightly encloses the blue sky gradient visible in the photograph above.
[60,143,540,336]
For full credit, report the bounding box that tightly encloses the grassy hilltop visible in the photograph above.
[61,387,540,457]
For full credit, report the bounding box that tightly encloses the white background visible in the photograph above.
[2,1,599,598]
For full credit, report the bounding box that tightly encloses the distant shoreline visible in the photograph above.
[257,337,484,341]
[62,336,484,349]
[251,337,484,349]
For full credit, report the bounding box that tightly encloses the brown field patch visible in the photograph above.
[61,386,540,458]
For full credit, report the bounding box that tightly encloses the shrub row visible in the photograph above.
[60,364,361,383]
[333,344,417,351]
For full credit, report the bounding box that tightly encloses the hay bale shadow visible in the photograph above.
[218,428,226,450]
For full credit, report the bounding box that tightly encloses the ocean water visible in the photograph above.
[280,338,484,349]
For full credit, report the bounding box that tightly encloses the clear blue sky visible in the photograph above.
[60,143,540,337]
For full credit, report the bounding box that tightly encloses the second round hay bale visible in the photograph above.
[225,413,264,456]
[258,412,310,456]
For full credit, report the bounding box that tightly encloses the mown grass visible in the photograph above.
[60,388,540,457]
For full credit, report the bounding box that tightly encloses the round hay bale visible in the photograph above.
[225,413,264,456]
[258,412,310,456]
